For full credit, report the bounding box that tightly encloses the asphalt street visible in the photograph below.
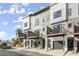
[0,49,24,56]
[0,49,50,56]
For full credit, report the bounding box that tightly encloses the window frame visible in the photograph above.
[35,18,39,26]
[24,22,28,27]
[67,8,72,16]
[53,10,62,19]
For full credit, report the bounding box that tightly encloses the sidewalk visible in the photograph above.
[12,47,64,56]
[11,47,79,56]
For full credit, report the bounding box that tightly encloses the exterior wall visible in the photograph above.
[22,16,30,31]
[68,3,78,19]
[22,3,79,52]
[50,3,67,23]
[48,36,64,50]
[30,9,50,34]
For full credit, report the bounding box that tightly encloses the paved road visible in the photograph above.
[0,49,24,56]
[0,49,50,56]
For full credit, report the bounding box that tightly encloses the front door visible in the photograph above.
[42,39,45,48]
[68,38,74,51]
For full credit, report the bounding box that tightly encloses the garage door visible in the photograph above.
[53,41,63,49]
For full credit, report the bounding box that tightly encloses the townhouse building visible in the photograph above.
[48,3,79,52]
[22,3,79,52]
[22,16,31,47]
[23,6,50,49]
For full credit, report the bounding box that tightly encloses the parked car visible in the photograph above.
[1,43,11,49]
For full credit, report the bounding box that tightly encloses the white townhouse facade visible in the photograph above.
[22,3,79,52]
[22,16,31,47]
[48,3,79,52]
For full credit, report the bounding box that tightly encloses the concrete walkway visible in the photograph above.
[11,47,64,56]
[10,47,79,56]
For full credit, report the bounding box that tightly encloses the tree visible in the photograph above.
[15,29,23,46]
[16,28,22,34]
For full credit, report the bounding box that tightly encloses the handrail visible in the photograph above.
[62,27,74,35]
[40,32,47,37]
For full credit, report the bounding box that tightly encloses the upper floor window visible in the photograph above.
[67,8,72,16]
[53,10,62,19]
[35,18,39,25]
[24,22,28,27]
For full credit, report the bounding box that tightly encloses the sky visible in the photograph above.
[0,3,49,41]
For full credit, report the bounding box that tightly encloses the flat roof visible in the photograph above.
[29,5,50,16]
[22,3,58,19]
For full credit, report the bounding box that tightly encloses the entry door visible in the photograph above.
[77,42,79,52]
[42,39,45,48]
[68,39,73,51]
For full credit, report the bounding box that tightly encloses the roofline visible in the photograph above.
[29,5,50,16]
[22,15,29,19]
[22,3,58,19]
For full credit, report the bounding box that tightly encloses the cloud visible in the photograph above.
[2,21,8,26]
[13,16,23,23]
[27,11,34,15]
[0,4,26,15]
[16,8,26,14]
[0,32,6,40]
[13,25,22,30]
[8,4,26,14]
[27,8,31,11]
[0,9,8,14]
[8,7,15,14]
[22,3,29,7]
[0,6,2,9]
[40,6,45,9]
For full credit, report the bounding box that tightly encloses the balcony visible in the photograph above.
[16,33,26,39]
[27,30,40,39]
[47,26,64,37]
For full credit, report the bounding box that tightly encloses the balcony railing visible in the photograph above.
[16,33,26,39]
[47,26,64,36]
[27,30,40,39]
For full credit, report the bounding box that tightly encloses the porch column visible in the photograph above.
[23,39,26,48]
[45,37,48,51]
[29,39,31,48]
[74,39,77,53]
[64,36,68,52]
[33,39,35,48]
[50,40,53,50]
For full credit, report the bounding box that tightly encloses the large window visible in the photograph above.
[53,10,62,19]
[35,18,39,25]
[67,8,72,16]
[24,22,28,27]
[52,24,62,33]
